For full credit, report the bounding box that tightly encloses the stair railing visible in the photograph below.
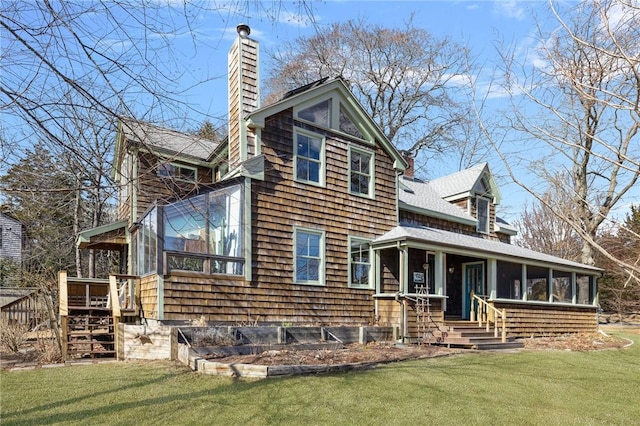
[470,291,507,343]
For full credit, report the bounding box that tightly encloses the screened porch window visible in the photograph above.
[576,274,595,305]
[552,270,573,303]
[496,260,521,299]
[526,265,548,301]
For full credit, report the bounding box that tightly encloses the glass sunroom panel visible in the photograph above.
[163,194,207,253]
[209,184,243,257]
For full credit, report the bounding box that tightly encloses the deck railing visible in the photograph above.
[470,291,507,343]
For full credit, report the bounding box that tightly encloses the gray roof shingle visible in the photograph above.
[121,119,219,161]
[373,225,601,273]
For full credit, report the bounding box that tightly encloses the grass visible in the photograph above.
[2,329,639,426]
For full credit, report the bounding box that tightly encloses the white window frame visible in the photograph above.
[158,162,198,182]
[293,127,326,187]
[348,236,373,289]
[476,196,490,234]
[293,227,325,286]
[293,95,372,144]
[348,146,375,198]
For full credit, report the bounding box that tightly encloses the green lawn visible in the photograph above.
[2,330,639,426]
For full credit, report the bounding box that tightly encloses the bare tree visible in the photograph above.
[514,186,583,262]
[265,18,478,176]
[486,0,640,278]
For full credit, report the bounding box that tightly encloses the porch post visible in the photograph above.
[434,251,444,295]
[400,247,409,294]
[487,258,497,299]
[522,264,528,301]
[571,272,577,304]
[374,249,381,294]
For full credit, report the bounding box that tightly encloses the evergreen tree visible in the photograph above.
[0,142,77,279]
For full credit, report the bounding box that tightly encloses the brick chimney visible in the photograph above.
[228,24,259,168]
[402,151,414,180]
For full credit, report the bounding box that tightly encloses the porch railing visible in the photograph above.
[470,291,507,343]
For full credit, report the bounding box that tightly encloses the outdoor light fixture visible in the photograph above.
[448,265,455,274]
[237,24,250,38]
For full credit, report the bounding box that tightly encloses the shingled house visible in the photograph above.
[74,25,601,344]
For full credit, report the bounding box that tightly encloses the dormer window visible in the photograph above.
[476,196,490,234]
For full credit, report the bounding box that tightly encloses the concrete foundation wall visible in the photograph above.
[118,324,177,360]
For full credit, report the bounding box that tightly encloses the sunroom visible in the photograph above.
[133,177,249,279]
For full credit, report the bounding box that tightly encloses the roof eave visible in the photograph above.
[399,203,477,227]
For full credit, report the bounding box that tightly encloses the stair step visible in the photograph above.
[473,341,524,350]
[68,331,114,337]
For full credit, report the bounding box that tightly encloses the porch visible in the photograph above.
[372,225,601,341]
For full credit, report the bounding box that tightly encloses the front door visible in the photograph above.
[462,262,484,320]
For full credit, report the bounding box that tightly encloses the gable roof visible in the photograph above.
[117,119,220,162]
[246,77,408,171]
[373,225,601,274]
[0,288,37,309]
[398,176,476,226]
[429,163,501,204]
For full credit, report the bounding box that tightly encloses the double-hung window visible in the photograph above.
[295,129,324,185]
[349,147,373,197]
[294,228,325,285]
[476,196,490,234]
[349,237,372,288]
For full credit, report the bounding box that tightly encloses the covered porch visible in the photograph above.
[372,225,601,340]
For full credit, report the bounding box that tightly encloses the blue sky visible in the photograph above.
[3,1,636,224]
[166,0,572,220]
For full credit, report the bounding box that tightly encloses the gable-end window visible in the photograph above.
[295,129,325,185]
[294,228,325,285]
[349,237,372,288]
[476,196,490,234]
[339,106,364,139]
[158,162,197,182]
[349,147,374,197]
[298,99,330,127]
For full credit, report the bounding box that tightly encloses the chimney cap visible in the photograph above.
[236,24,251,38]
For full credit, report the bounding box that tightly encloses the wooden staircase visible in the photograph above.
[59,272,139,360]
[435,320,523,350]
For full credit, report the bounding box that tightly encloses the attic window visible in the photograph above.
[298,100,330,127]
[339,107,363,139]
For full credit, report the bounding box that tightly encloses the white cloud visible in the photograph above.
[494,0,526,20]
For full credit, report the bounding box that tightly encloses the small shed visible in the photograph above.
[0,287,43,329]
